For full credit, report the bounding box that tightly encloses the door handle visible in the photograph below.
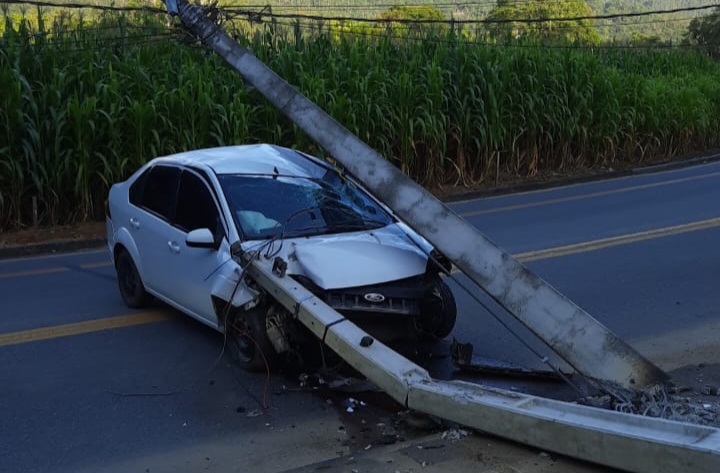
[168,241,181,253]
[129,217,140,230]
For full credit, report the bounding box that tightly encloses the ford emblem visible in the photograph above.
[364,292,385,303]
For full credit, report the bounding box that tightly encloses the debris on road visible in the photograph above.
[580,375,720,427]
[441,428,469,442]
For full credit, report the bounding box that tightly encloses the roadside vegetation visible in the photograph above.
[2,4,720,230]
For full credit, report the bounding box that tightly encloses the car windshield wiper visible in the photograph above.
[281,219,389,238]
[325,220,389,231]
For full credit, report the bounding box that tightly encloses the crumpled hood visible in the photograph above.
[292,238,427,290]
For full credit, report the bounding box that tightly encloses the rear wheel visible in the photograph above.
[116,249,152,308]
[227,306,276,372]
[416,278,457,340]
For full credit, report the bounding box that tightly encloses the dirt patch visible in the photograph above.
[666,363,720,415]
[0,221,106,248]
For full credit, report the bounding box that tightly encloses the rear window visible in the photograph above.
[138,165,181,221]
[129,168,150,207]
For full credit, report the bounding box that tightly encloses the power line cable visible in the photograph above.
[0,0,166,14]
[223,1,719,11]
[222,3,720,24]
[4,0,719,25]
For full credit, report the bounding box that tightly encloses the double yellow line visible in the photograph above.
[514,216,720,263]
[0,311,171,347]
[459,169,720,217]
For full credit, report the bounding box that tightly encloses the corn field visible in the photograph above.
[2,13,720,230]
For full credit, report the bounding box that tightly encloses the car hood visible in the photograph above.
[238,224,429,290]
[283,226,427,290]
[292,240,426,290]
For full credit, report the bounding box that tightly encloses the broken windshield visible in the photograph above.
[218,171,393,240]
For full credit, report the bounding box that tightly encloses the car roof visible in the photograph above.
[156,144,328,177]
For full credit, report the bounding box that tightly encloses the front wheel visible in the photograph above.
[116,249,152,308]
[415,278,457,340]
[227,306,276,372]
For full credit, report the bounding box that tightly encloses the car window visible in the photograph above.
[129,168,150,207]
[175,171,221,234]
[140,165,181,221]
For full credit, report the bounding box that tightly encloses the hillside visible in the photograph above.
[2,0,717,42]
[587,0,717,41]
[226,0,717,42]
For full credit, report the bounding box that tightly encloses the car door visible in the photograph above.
[167,169,230,324]
[130,164,182,297]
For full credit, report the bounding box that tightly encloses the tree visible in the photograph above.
[686,8,720,58]
[486,0,601,45]
[378,5,448,36]
[379,6,445,23]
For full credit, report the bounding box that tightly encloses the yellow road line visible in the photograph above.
[0,311,172,347]
[460,170,720,217]
[514,217,720,263]
[0,267,68,279]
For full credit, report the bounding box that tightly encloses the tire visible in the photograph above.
[416,278,457,340]
[227,306,276,372]
[116,249,152,308]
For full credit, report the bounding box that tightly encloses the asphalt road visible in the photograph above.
[446,160,720,380]
[2,159,720,472]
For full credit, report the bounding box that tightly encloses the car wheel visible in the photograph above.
[416,278,457,340]
[116,249,152,308]
[227,306,276,372]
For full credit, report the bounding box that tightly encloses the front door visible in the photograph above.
[167,170,229,324]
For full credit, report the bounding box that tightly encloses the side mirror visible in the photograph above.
[186,228,216,249]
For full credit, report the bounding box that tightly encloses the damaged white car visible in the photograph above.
[106,144,456,370]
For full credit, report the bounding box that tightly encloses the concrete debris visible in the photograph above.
[638,386,719,426]
[378,426,399,445]
[344,397,367,413]
[298,373,310,388]
[582,394,612,409]
[583,384,720,427]
[441,429,469,442]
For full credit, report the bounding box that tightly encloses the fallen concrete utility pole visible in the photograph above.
[167,0,665,391]
[245,254,720,473]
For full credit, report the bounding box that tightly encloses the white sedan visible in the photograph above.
[106,144,456,370]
